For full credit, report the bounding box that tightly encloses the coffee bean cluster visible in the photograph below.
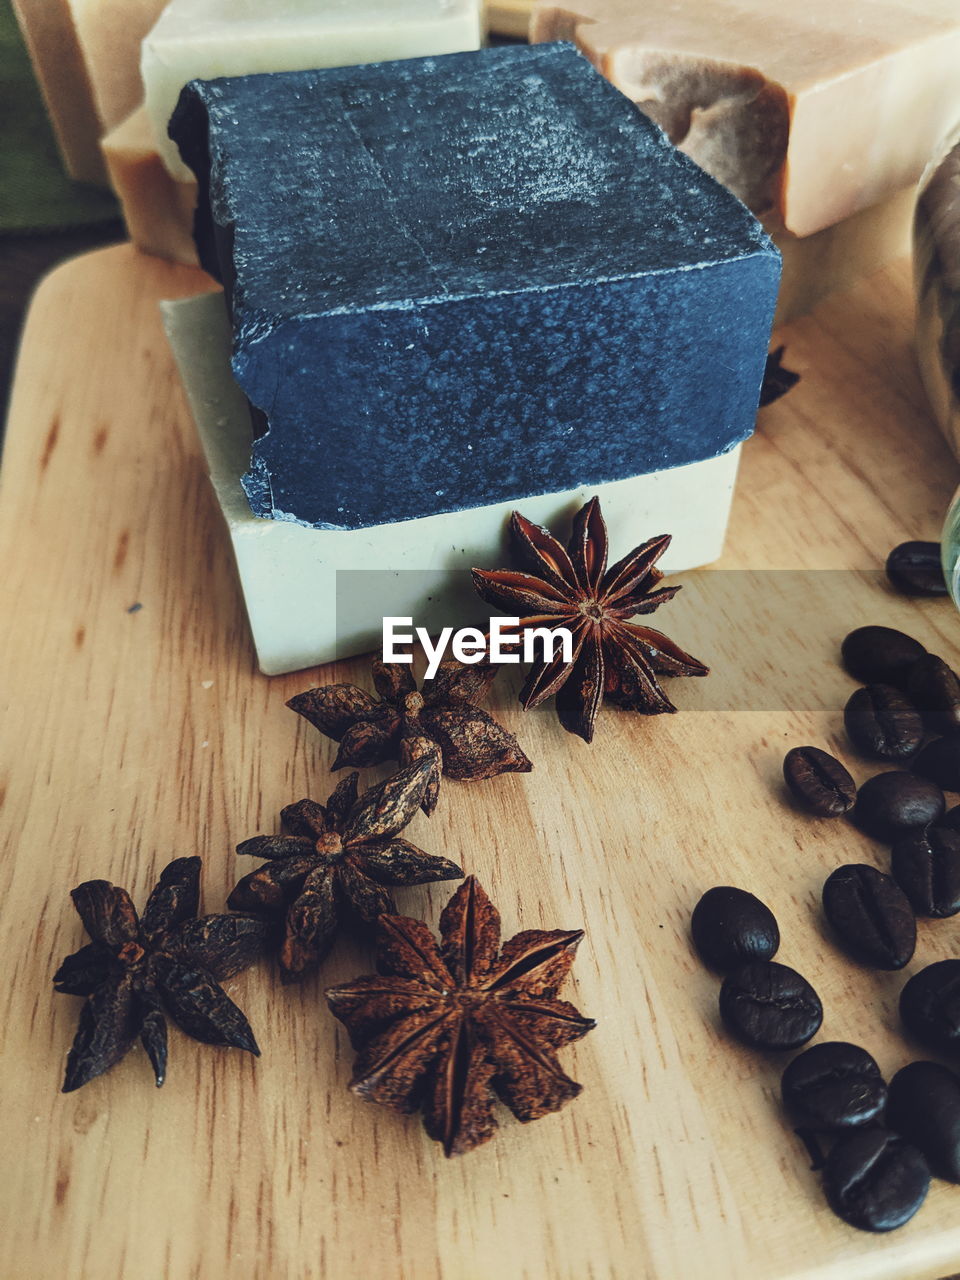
[786,1048,960,1233]
[784,628,960,975]
[692,888,822,1050]
[692,889,937,1232]
[764,617,960,1231]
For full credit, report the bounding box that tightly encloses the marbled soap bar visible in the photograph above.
[144,0,482,179]
[170,44,779,533]
[163,293,743,674]
[531,0,960,236]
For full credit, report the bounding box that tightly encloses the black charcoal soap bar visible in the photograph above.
[170,43,780,531]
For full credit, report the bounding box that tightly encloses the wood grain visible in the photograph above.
[3,245,960,1279]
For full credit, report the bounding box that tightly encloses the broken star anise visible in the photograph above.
[287,657,531,816]
[54,857,268,1091]
[326,876,595,1157]
[228,758,463,982]
[471,497,709,743]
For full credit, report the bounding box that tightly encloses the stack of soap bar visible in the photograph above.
[163,293,744,674]
[167,45,777,670]
[143,0,483,180]
[531,0,960,237]
[915,129,960,461]
[170,43,779,540]
[102,107,198,266]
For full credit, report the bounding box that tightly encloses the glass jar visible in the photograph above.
[944,489,960,607]
[917,125,960,600]
[914,122,960,459]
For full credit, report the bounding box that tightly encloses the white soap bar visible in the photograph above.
[162,294,741,676]
[142,0,483,179]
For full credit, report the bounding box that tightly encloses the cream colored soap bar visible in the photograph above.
[102,107,197,266]
[143,0,483,179]
[163,293,742,675]
[531,0,960,237]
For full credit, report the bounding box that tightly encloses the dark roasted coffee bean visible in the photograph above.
[781,1042,886,1131]
[822,864,916,969]
[912,736,960,792]
[783,746,856,817]
[939,803,960,831]
[900,960,960,1054]
[891,827,960,917]
[886,540,948,597]
[887,1061,960,1182]
[718,960,822,1050]
[907,655,960,734]
[822,1129,930,1232]
[841,626,927,687]
[843,685,923,761]
[853,771,945,841]
[691,886,779,972]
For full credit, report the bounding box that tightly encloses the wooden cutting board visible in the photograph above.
[3,244,960,1280]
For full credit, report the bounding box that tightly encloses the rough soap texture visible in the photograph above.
[170,43,779,532]
[531,0,960,236]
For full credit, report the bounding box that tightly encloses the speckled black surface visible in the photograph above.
[170,43,780,531]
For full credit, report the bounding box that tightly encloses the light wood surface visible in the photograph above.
[3,245,960,1280]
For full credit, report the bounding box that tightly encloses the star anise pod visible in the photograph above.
[471,497,709,743]
[287,657,531,815]
[228,758,463,982]
[54,857,268,1092]
[326,876,595,1156]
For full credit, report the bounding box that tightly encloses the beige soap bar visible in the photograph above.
[101,107,197,267]
[485,0,534,37]
[70,0,168,132]
[770,189,913,325]
[11,0,106,184]
[531,0,960,237]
